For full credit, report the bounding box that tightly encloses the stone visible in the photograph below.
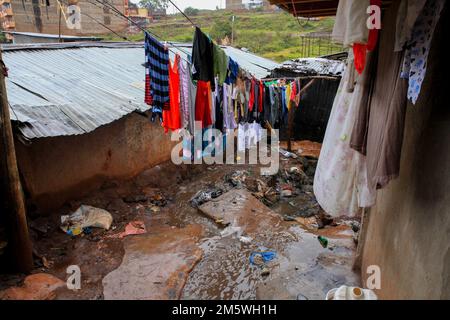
[0,273,65,300]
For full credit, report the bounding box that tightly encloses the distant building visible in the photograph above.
[0,0,128,41]
[226,0,273,10]
[2,30,102,44]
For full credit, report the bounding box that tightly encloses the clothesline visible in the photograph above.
[262,76,341,81]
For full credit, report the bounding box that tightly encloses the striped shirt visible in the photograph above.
[145,32,170,120]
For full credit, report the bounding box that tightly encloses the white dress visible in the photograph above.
[313,59,376,217]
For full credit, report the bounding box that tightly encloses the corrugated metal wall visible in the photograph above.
[279,78,340,143]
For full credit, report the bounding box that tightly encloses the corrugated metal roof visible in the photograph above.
[271,57,345,77]
[2,42,278,140]
[2,31,103,41]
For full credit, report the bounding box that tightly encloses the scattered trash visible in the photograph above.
[261,267,271,277]
[190,187,223,208]
[149,193,167,207]
[280,184,294,198]
[149,206,161,213]
[226,170,250,187]
[110,220,147,239]
[239,236,253,244]
[279,148,298,159]
[351,221,361,233]
[295,216,319,230]
[325,286,378,300]
[60,205,113,236]
[220,225,243,238]
[123,194,148,203]
[250,251,277,266]
[318,236,329,248]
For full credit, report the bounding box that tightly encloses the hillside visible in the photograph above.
[107,9,340,63]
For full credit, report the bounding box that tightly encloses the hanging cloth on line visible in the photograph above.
[163,54,182,133]
[145,32,170,122]
[352,0,381,74]
[400,0,445,105]
[192,27,215,90]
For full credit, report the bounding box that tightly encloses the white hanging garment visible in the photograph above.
[314,57,376,218]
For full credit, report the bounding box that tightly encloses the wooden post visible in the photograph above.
[0,49,33,273]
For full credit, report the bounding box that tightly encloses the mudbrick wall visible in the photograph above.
[361,7,450,299]
[15,113,176,213]
[9,0,127,35]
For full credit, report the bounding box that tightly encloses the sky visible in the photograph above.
[130,0,224,12]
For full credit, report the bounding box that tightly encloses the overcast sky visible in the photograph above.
[130,0,224,12]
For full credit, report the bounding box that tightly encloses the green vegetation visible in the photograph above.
[106,10,341,62]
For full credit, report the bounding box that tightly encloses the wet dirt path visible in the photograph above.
[1,153,360,300]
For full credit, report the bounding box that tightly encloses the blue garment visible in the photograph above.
[400,0,445,104]
[225,58,239,85]
[249,251,277,265]
[145,32,170,121]
[281,86,288,123]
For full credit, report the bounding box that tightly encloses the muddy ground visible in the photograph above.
[0,146,361,300]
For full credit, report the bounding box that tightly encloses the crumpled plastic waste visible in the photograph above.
[190,187,223,208]
[60,205,113,236]
[279,148,298,159]
[249,251,277,266]
[226,170,250,187]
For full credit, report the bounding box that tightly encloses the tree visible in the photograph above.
[139,0,169,11]
[184,7,199,16]
[210,20,232,43]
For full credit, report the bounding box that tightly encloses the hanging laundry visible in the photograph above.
[364,0,408,190]
[145,32,170,122]
[314,53,376,218]
[144,69,153,106]
[214,84,224,131]
[192,27,215,88]
[258,81,264,113]
[178,59,196,134]
[163,54,182,133]
[223,83,237,130]
[225,58,239,85]
[195,81,213,128]
[352,0,381,74]
[332,0,370,47]
[293,79,301,107]
[395,0,428,52]
[213,44,229,85]
[400,0,445,104]
[285,82,291,110]
[248,79,256,112]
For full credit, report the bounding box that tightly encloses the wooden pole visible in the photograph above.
[0,49,33,273]
[58,4,62,43]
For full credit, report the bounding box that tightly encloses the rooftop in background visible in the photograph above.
[270,56,346,78]
[268,0,393,17]
[2,41,279,140]
[2,31,103,44]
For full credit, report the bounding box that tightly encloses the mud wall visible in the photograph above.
[10,0,127,35]
[15,113,175,213]
[361,8,450,300]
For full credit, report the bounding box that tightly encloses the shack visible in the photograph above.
[268,56,345,142]
[2,42,278,213]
